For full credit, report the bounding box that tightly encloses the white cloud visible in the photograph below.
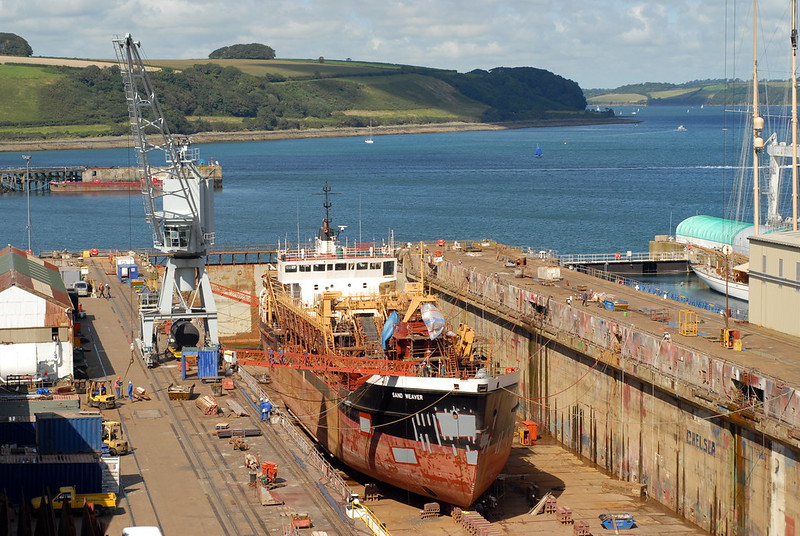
[0,0,793,88]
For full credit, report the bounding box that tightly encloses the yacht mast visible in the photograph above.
[792,0,799,230]
[752,0,764,235]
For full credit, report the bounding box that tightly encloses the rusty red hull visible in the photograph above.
[271,366,519,506]
[50,181,142,192]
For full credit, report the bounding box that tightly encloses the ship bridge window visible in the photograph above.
[314,264,326,272]
[335,263,347,271]
[326,264,335,271]
[299,265,312,272]
[383,261,395,276]
[356,262,368,270]
[284,264,298,273]
[370,262,381,270]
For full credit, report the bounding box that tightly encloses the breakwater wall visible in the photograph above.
[409,253,800,536]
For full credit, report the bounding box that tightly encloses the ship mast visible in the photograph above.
[753,0,764,236]
[792,0,799,230]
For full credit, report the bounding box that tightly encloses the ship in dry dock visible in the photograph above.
[244,186,519,507]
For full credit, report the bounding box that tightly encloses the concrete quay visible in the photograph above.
[75,255,351,535]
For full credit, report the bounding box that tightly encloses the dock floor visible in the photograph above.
[71,253,711,535]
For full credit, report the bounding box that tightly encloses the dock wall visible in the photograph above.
[417,256,800,536]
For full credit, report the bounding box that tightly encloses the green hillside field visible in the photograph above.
[585,80,793,106]
[0,64,61,123]
[152,58,402,78]
[0,55,604,142]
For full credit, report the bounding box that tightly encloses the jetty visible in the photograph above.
[0,164,223,192]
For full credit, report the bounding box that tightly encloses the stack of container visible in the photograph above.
[0,411,104,503]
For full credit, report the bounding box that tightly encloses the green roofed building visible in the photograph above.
[675,215,756,256]
[0,246,74,382]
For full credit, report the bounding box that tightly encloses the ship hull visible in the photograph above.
[270,363,518,506]
[690,264,749,301]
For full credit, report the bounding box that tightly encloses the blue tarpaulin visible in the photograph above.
[381,311,398,349]
[197,348,219,379]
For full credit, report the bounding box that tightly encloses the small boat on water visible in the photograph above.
[534,144,543,158]
[677,125,687,131]
[365,120,374,144]
[248,185,520,507]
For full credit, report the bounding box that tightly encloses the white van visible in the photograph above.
[122,528,163,536]
[73,281,91,297]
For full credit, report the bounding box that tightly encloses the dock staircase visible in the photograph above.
[442,346,460,378]
[356,314,383,354]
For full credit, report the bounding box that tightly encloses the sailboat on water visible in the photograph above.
[364,120,374,144]
[534,144,543,158]
[683,0,800,303]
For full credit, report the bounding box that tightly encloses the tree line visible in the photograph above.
[12,62,589,136]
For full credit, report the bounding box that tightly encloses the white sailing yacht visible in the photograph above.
[365,120,374,144]
[686,0,800,303]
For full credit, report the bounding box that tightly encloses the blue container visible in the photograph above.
[0,419,36,446]
[0,453,102,503]
[117,263,138,282]
[197,348,219,379]
[603,300,615,311]
[35,412,102,454]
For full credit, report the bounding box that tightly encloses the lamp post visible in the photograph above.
[22,155,32,252]
[722,244,732,330]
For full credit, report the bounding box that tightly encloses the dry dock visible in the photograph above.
[51,247,732,536]
[402,242,800,535]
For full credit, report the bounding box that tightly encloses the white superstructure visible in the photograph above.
[277,247,397,308]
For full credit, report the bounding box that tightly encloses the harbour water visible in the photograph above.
[0,105,755,313]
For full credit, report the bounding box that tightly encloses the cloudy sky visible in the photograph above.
[1,0,797,89]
